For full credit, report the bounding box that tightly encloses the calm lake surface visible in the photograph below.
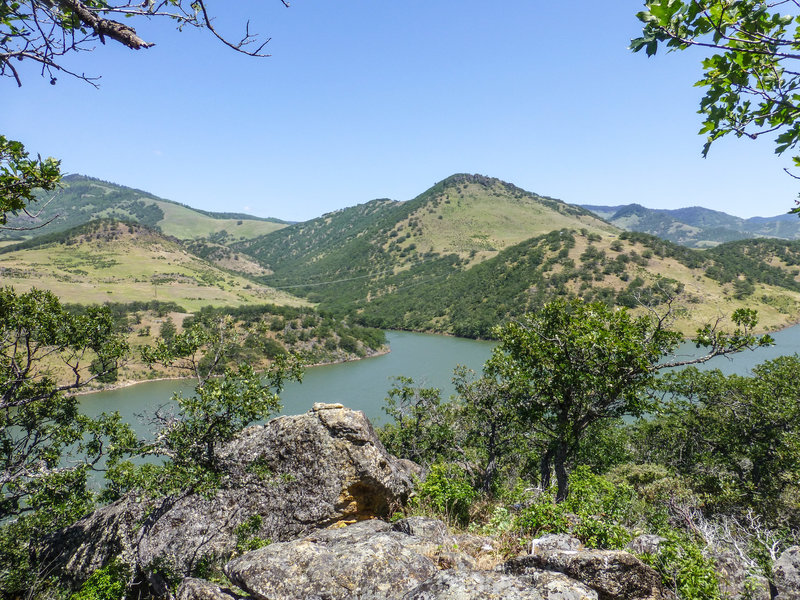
[80,324,800,436]
[79,331,495,433]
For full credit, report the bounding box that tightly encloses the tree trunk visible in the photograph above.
[554,441,569,503]
[539,446,552,491]
[482,455,497,495]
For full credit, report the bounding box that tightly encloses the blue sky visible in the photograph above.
[3,1,799,221]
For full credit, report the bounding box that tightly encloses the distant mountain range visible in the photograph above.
[581,203,800,248]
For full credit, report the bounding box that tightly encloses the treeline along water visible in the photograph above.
[80,325,800,437]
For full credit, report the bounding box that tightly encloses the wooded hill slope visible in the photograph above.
[0,174,287,243]
[235,174,615,310]
[232,175,800,337]
[352,230,800,337]
[3,172,800,338]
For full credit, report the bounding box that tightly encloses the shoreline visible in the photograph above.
[76,345,392,396]
[74,316,800,396]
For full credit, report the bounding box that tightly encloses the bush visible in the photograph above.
[515,467,635,549]
[416,463,477,525]
[70,561,130,600]
[639,533,721,600]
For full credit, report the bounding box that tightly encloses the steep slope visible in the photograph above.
[0,220,307,310]
[0,175,287,242]
[237,174,617,309]
[582,203,800,247]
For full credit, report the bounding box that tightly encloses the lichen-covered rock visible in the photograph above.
[530,534,583,554]
[775,546,800,599]
[393,517,452,541]
[505,549,676,600]
[402,569,548,600]
[43,405,418,588]
[519,570,599,600]
[224,520,438,600]
[711,551,772,600]
[176,578,242,600]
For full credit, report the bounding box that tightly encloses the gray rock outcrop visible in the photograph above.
[44,404,418,589]
[530,534,583,554]
[220,516,600,600]
[225,519,438,599]
[712,551,771,600]
[505,549,676,600]
[775,546,800,599]
[176,578,242,600]
[403,569,549,600]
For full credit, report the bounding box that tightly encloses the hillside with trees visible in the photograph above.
[0,219,304,311]
[0,175,288,242]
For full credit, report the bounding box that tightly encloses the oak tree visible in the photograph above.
[486,298,771,502]
[632,0,800,214]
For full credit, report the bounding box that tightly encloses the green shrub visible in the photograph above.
[639,533,721,600]
[515,499,570,536]
[234,515,271,554]
[416,463,477,525]
[515,467,635,549]
[70,561,130,600]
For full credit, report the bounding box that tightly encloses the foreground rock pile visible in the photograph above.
[45,404,419,595]
[43,404,800,600]
[178,517,675,600]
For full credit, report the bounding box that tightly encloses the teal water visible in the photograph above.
[79,324,800,436]
[79,331,496,433]
[671,321,800,374]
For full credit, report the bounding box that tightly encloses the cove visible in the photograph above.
[79,331,496,433]
[79,324,800,436]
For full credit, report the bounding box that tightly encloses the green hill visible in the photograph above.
[0,174,288,243]
[236,174,616,306]
[6,172,800,339]
[0,219,307,311]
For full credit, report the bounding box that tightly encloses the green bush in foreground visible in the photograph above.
[415,463,477,526]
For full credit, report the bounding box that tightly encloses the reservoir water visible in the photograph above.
[79,331,496,432]
[80,324,800,435]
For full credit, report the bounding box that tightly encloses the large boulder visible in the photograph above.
[176,578,242,600]
[402,569,550,600]
[775,546,800,599]
[224,519,439,600]
[44,404,418,589]
[505,549,676,600]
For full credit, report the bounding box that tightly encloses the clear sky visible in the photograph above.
[4,1,800,222]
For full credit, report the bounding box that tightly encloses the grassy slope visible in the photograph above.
[0,175,286,242]
[380,175,616,266]
[153,201,285,241]
[0,221,308,311]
